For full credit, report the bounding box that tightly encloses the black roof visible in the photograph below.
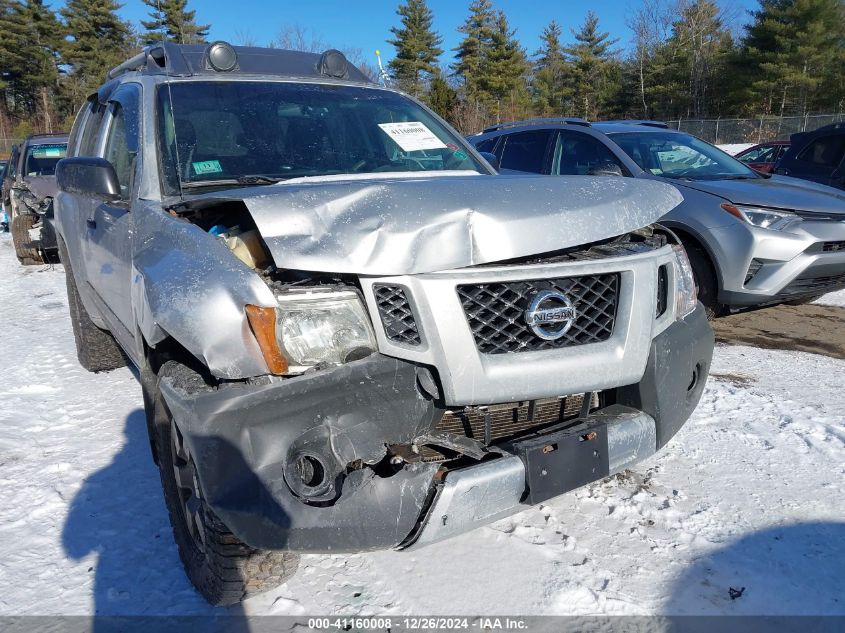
[24,133,69,144]
[108,42,373,84]
[482,117,591,133]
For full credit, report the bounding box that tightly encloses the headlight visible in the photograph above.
[721,203,802,231]
[671,245,697,319]
[276,289,377,372]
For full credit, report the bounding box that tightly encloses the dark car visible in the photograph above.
[468,119,845,317]
[775,123,845,190]
[0,157,9,231]
[735,140,790,173]
[5,133,68,263]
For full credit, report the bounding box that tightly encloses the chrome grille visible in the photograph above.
[374,285,421,345]
[458,275,619,354]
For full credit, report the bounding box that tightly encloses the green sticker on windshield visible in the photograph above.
[192,160,223,175]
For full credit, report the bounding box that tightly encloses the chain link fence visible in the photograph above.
[667,113,845,145]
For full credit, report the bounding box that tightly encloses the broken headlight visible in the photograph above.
[275,289,377,372]
[671,244,697,319]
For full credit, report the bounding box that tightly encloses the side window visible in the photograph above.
[103,85,141,198]
[79,101,107,157]
[554,132,625,176]
[796,135,845,168]
[475,137,497,153]
[498,130,552,173]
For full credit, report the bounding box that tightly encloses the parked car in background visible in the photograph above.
[55,43,713,605]
[735,140,790,173]
[468,119,845,318]
[0,157,9,231]
[776,123,845,190]
[5,133,68,263]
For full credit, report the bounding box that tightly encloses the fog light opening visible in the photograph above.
[294,455,326,489]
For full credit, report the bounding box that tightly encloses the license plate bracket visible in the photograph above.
[516,422,610,505]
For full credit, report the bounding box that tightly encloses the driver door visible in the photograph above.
[82,84,141,343]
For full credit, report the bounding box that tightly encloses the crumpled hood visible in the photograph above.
[670,174,845,216]
[231,173,683,275]
[20,175,59,200]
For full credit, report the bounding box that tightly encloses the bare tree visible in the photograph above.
[234,29,258,47]
[272,25,328,52]
[627,0,673,117]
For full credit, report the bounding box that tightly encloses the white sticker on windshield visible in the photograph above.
[377,122,447,152]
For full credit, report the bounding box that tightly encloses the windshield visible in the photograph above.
[608,131,758,180]
[24,143,67,177]
[157,81,485,193]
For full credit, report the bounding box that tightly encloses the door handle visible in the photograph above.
[86,218,97,230]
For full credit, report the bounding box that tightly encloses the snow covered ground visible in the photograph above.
[0,232,843,618]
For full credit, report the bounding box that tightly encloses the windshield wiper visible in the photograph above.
[715,174,758,180]
[181,175,288,190]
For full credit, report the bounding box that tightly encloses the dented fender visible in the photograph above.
[130,201,276,378]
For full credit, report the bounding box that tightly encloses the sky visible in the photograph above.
[58,0,761,66]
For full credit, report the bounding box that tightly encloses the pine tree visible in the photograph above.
[60,0,134,106]
[141,0,209,45]
[20,0,63,132]
[387,0,443,96]
[0,1,62,131]
[564,11,619,120]
[533,20,572,115]
[739,0,845,116]
[453,0,495,98]
[425,72,457,118]
[480,11,529,115]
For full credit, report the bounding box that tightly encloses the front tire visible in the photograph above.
[152,361,299,605]
[11,213,45,265]
[58,238,127,372]
[684,242,726,320]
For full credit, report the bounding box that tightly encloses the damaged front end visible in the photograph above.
[12,180,58,252]
[155,191,713,552]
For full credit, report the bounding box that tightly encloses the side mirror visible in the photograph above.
[479,151,500,172]
[588,162,624,177]
[57,157,121,201]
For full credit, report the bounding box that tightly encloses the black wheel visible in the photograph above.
[683,242,725,320]
[11,213,45,265]
[153,361,299,606]
[57,237,127,372]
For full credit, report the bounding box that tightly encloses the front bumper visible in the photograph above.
[161,305,713,553]
[711,220,845,306]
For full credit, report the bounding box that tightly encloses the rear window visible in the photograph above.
[498,130,551,173]
[24,143,68,176]
[796,135,845,167]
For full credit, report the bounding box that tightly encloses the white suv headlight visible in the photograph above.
[671,244,697,319]
[275,289,377,372]
[721,203,802,231]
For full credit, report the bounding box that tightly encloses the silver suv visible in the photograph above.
[55,43,713,605]
[469,119,845,317]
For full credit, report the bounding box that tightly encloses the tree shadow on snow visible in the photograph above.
[61,408,250,631]
[666,521,845,621]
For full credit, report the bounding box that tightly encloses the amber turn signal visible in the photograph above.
[720,203,743,220]
[245,305,288,375]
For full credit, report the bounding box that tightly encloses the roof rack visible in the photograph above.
[598,119,669,129]
[482,117,591,133]
[105,42,373,84]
